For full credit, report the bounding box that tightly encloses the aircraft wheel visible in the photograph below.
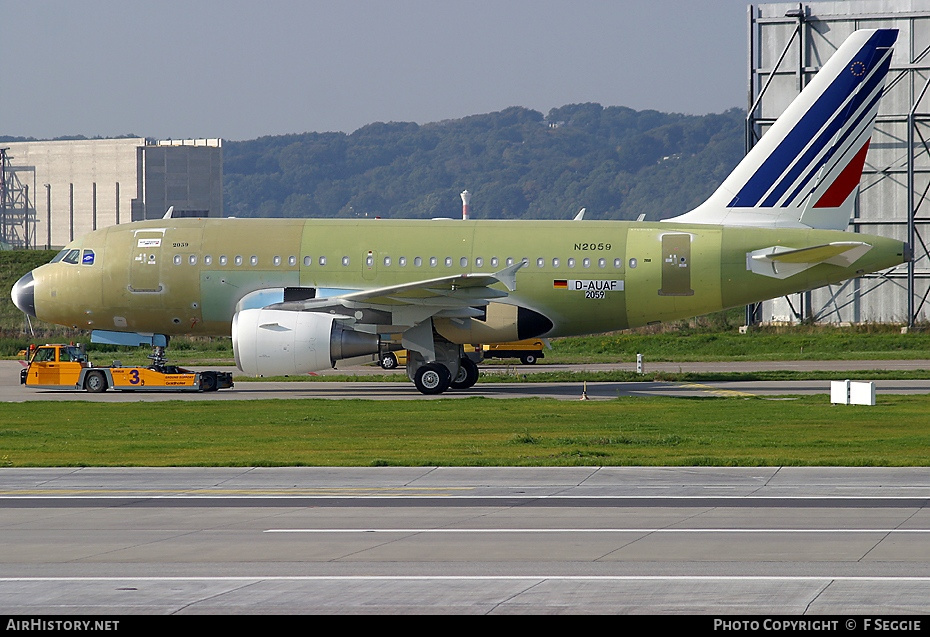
[413,363,451,395]
[450,357,479,390]
[380,353,398,369]
[84,371,108,393]
[520,354,537,365]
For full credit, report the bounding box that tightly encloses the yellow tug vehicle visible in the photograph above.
[20,343,232,393]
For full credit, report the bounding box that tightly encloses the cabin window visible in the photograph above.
[204,255,213,265]
[490,257,499,267]
[460,257,468,268]
[568,258,576,268]
[219,255,228,266]
[399,256,407,267]
[598,258,606,268]
[414,257,422,267]
[429,257,438,267]
[475,257,484,267]
[189,255,198,265]
[444,257,452,267]
[250,256,258,266]
[629,258,637,269]
[234,255,243,266]
[552,258,560,267]
[384,256,391,266]
[536,258,544,268]
[319,256,326,266]
[367,255,375,267]
[583,258,591,268]
[342,256,350,266]
[506,257,514,266]
[289,256,297,266]
[173,255,182,266]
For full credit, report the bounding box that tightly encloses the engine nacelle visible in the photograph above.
[232,309,379,376]
[433,302,553,344]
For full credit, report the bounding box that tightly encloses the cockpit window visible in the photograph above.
[81,250,95,266]
[50,249,70,263]
[61,250,81,265]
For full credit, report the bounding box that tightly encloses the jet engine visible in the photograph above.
[232,309,380,376]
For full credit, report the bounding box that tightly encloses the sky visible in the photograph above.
[2,1,754,142]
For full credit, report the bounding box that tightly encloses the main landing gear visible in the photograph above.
[410,356,480,395]
[406,337,481,396]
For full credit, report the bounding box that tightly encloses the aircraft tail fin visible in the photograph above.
[665,28,897,230]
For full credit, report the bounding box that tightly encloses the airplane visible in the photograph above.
[11,28,910,395]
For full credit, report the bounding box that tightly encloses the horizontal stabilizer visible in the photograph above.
[747,242,872,279]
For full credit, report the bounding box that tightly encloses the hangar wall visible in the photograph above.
[752,1,930,325]
[0,138,222,250]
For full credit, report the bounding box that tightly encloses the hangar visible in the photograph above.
[0,138,222,250]
[751,1,930,325]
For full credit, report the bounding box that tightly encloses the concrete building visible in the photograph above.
[0,138,222,249]
[750,1,930,325]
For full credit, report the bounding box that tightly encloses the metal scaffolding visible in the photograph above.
[749,1,930,326]
[0,148,35,249]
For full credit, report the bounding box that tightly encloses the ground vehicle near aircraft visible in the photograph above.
[378,349,406,369]
[379,340,542,368]
[20,343,233,392]
[10,30,909,395]
[482,339,545,365]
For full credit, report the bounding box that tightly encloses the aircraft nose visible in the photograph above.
[11,271,36,318]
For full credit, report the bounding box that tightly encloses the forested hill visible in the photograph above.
[223,103,745,222]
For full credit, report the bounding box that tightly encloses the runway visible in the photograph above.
[2,467,930,614]
[4,359,930,401]
[4,359,930,613]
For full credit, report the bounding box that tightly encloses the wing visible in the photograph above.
[262,261,525,330]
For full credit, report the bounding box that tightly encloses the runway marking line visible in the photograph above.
[3,575,930,582]
[678,382,755,397]
[0,488,473,496]
[2,493,930,499]
[264,528,930,533]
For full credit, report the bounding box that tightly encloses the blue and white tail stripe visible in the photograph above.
[665,29,897,230]
[779,87,882,208]
[733,29,895,208]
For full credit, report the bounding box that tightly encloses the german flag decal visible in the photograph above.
[553,280,568,289]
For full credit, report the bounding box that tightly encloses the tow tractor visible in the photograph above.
[20,343,233,393]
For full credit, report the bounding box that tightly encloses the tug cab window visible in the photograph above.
[64,346,87,362]
[32,347,57,362]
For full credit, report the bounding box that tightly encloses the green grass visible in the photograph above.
[547,326,930,362]
[1,395,929,467]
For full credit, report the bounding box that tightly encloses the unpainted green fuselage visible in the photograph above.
[30,218,908,341]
